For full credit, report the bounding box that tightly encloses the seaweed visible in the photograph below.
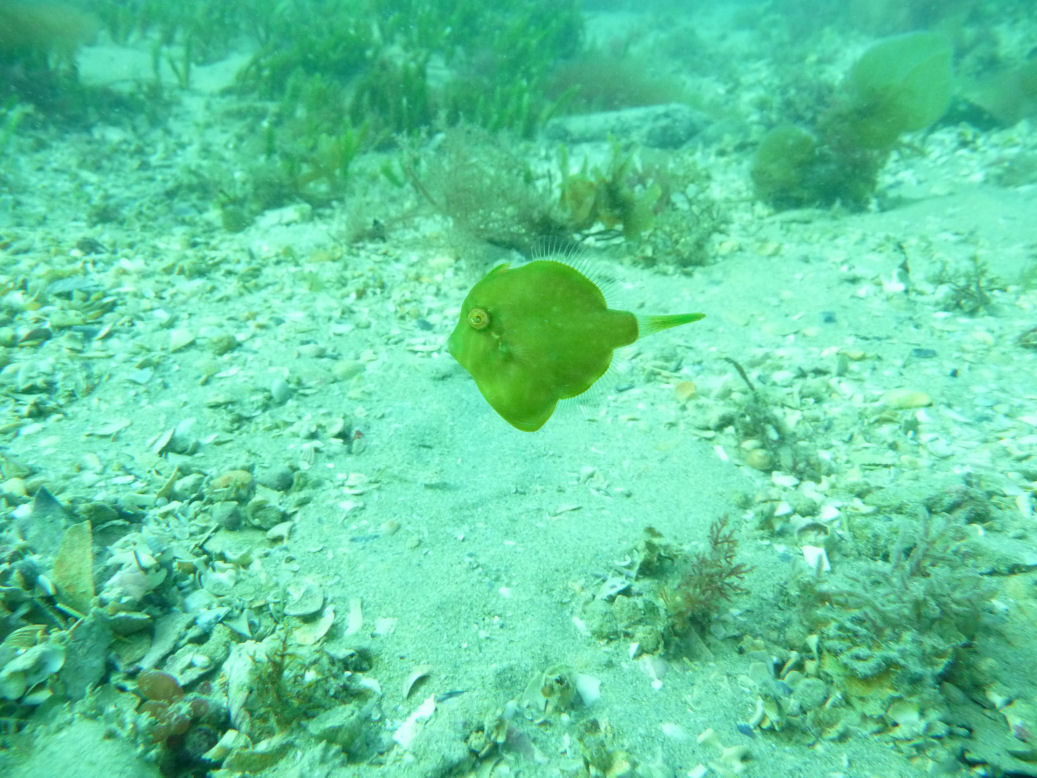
[578,521,752,658]
[935,255,1001,315]
[661,516,752,634]
[752,31,953,210]
[408,125,571,253]
[558,140,662,240]
[790,502,998,740]
[723,357,822,480]
[231,0,584,138]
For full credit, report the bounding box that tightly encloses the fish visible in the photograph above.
[447,259,704,431]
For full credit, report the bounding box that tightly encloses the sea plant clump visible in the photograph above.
[0,1,97,114]
[578,521,752,658]
[752,31,953,209]
[790,503,997,737]
[232,0,584,139]
[411,125,571,253]
[661,516,753,635]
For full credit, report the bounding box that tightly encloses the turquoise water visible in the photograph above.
[1,2,1036,776]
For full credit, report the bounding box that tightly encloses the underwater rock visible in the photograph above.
[546,103,707,148]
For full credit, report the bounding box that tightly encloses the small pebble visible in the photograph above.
[212,501,242,530]
[882,389,932,409]
[270,377,292,404]
[169,328,196,352]
[260,466,295,492]
[910,348,937,359]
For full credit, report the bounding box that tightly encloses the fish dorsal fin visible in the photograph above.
[527,238,621,306]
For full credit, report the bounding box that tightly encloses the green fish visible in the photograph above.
[448,259,704,431]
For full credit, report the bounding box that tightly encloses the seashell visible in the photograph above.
[294,605,335,645]
[245,496,283,529]
[0,625,46,650]
[52,520,95,613]
[0,642,65,701]
[802,545,831,573]
[573,673,601,706]
[269,377,292,405]
[166,418,199,455]
[169,328,196,352]
[881,388,932,409]
[99,609,153,636]
[744,448,774,471]
[403,664,433,699]
[212,501,242,530]
[284,581,324,618]
[345,597,363,636]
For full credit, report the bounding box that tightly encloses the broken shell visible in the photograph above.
[101,564,166,605]
[393,694,436,749]
[284,580,324,618]
[0,642,66,701]
[345,597,363,636]
[52,520,95,613]
[202,564,239,596]
[574,673,601,706]
[795,521,831,545]
[403,664,433,699]
[169,328,196,352]
[881,389,932,409]
[802,545,831,573]
[294,605,335,645]
[265,521,292,543]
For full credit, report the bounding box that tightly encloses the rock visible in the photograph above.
[545,103,708,148]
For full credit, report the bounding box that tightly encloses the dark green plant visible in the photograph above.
[752,31,953,209]
[0,1,96,113]
[233,0,583,138]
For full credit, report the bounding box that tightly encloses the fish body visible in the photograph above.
[448,259,703,431]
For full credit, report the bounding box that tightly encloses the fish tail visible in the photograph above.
[638,312,705,337]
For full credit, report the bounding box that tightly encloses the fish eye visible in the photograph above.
[467,307,490,330]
